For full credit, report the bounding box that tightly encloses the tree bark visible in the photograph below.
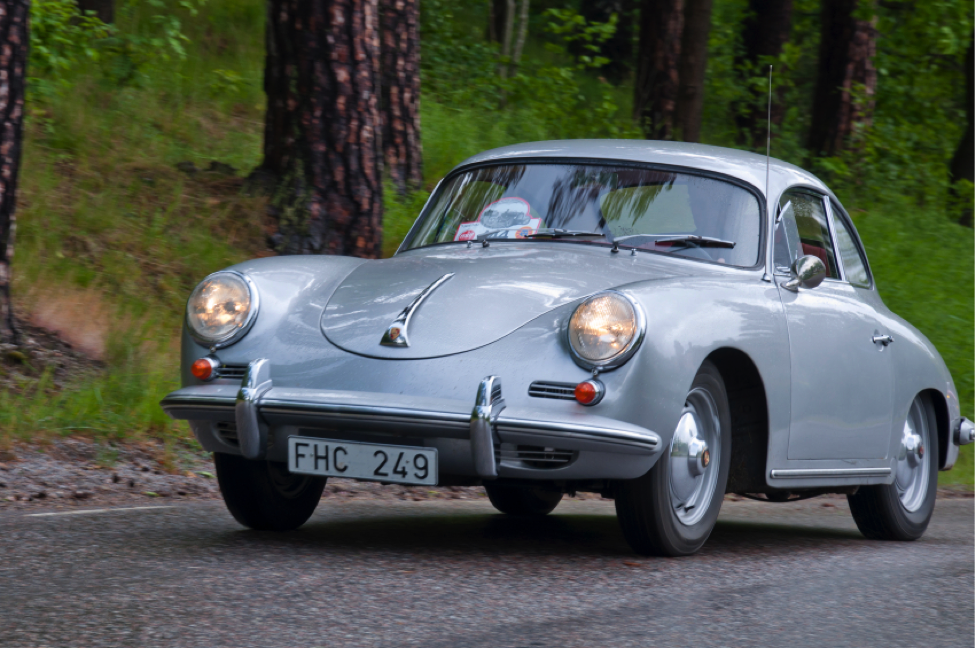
[265,0,384,258]
[255,0,298,188]
[577,0,635,83]
[949,36,973,227]
[77,0,113,23]
[0,0,28,343]
[633,0,684,140]
[674,0,712,142]
[381,0,422,195]
[807,0,877,158]
[735,0,793,149]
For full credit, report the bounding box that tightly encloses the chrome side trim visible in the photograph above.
[470,376,504,478]
[236,359,273,459]
[380,273,455,347]
[769,467,892,479]
[496,415,660,451]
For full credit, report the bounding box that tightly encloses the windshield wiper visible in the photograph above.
[522,229,609,239]
[610,233,736,252]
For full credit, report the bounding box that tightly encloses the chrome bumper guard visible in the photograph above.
[160,359,661,475]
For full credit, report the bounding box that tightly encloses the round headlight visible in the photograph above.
[567,291,644,368]
[186,271,258,347]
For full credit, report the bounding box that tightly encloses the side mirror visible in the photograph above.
[781,255,827,292]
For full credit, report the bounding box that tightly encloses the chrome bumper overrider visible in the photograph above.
[160,359,661,479]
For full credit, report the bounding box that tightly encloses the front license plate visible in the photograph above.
[287,436,438,486]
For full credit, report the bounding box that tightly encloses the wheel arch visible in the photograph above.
[704,347,770,493]
[918,388,951,470]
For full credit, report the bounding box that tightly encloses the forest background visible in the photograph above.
[1,0,972,483]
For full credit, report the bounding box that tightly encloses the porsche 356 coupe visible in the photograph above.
[161,140,973,556]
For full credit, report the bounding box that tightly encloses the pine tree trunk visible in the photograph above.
[488,0,507,43]
[807,0,877,158]
[0,0,28,343]
[77,0,113,23]
[735,0,793,149]
[576,0,635,84]
[256,0,298,188]
[674,0,712,142]
[633,0,684,140]
[949,36,973,227]
[381,0,422,195]
[266,0,384,258]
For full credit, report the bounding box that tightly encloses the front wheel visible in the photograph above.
[615,360,732,556]
[847,394,938,541]
[485,484,563,516]
[214,453,326,531]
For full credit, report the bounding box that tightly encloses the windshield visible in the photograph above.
[404,163,763,267]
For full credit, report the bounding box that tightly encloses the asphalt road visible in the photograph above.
[1,496,972,647]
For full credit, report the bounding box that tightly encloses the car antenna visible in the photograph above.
[762,65,773,283]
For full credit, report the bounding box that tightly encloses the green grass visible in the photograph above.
[2,0,971,487]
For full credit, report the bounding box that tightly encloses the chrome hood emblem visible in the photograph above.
[380,273,455,347]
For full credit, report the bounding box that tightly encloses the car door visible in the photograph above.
[774,190,892,460]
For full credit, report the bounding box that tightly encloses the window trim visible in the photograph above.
[827,199,875,290]
[772,187,841,281]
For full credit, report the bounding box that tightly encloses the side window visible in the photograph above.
[772,191,839,278]
[832,206,871,287]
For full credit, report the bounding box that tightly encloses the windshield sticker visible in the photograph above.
[454,197,541,241]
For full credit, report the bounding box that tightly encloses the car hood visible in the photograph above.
[320,244,682,359]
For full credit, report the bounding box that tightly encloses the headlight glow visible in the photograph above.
[186,271,256,347]
[567,292,643,367]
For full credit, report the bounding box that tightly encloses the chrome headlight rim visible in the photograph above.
[185,270,260,349]
[565,290,646,372]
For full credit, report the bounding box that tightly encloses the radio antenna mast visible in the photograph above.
[765,65,772,204]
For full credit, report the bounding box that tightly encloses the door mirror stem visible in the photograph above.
[781,255,828,292]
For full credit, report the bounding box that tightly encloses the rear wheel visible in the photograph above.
[847,394,938,541]
[615,360,732,556]
[485,484,563,516]
[214,453,326,531]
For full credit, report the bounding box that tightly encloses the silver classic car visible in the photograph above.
[161,140,974,556]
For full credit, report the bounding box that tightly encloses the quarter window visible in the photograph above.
[832,207,871,287]
[773,192,839,279]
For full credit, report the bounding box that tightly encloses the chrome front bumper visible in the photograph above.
[160,359,662,482]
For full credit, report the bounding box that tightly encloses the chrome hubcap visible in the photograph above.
[894,399,930,512]
[670,388,721,526]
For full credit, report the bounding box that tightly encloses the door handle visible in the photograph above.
[872,334,894,346]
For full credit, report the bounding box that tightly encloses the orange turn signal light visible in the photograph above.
[574,379,605,406]
[191,357,217,381]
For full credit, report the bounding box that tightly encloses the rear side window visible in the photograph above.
[773,191,839,279]
[832,208,871,287]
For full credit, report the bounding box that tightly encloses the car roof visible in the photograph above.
[452,139,831,200]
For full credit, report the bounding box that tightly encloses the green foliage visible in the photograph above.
[29,0,111,97]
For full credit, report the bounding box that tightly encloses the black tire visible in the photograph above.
[847,395,938,541]
[485,483,563,516]
[214,453,326,531]
[615,360,732,556]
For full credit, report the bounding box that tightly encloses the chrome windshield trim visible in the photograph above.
[380,273,455,347]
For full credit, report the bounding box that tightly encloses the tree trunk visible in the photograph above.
[0,0,28,343]
[674,0,712,142]
[577,0,635,83]
[381,0,422,195]
[488,0,507,43]
[807,0,877,158]
[77,0,113,23]
[255,0,298,189]
[633,0,684,140]
[949,36,973,227]
[735,0,793,149]
[266,0,384,258]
